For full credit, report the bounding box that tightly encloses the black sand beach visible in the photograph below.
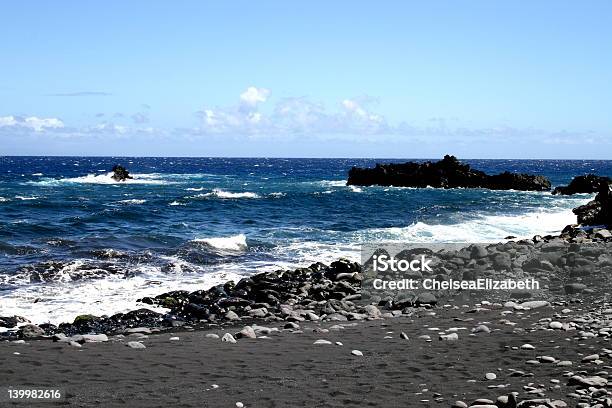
[2,291,611,407]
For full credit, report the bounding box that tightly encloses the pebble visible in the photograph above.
[225,311,240,321]
[581,354,599,362]
[222,333,236,343]
[205,333,220,339]
[69,341,82,348]
[237,326,256,339]
[313,339,333,345]
[400,332,409,340]
[169,337,179,341]
[549,321,563,329]
[538,356,556,363]
[472,325,491,334]
[126,341,146,349]
[236,402,244,408]
[439,333,458,341]
[485,372,497,380]
[521,344,535,350]
[124,327,151,335]
[351,350,363,356]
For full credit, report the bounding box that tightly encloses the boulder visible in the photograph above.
[553,174,610,195]
[572,182,612,226]
[111,165,133,182]
[19,324,45,338]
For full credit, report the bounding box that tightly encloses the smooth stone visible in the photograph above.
[549,321,564,329]
[81,334,109,343]
[351,349,363,356]
[519,300,550,309]
[221,333,236,343]
[313,339,333,345]
[69,341,82,348]
[237,326,256,339]
[485,372,497,380]
[126,341,146,349]
[439,333,458,341]
[567,375,607,387]
[581,354,599,362]
[124,327,151,335]
[400,332,409,340]
[472,325,491,334]
[225,311,240,321]
[205,333,220,339]
[521,344,535,350]
[169,337,179,341]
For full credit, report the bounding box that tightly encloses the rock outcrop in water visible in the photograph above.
[346,155,551,191]
[111,165,133,182]
[572,182,612,226]
[553,174,610,195]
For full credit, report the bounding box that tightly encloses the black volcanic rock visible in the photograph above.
[111,165,133,182]
[553,174,611,195]
[347,155,551,191]
[573,182,612,226]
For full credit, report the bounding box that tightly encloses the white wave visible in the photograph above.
[0,197,9,202]
[116,199,147,205]
[15,195,38,201]
[349,185,363,193]
[185,187,204,191]
[357,205,587,243]
[192,189,260,199]
[169,201,185,206]
[318,180,346,187]
[269,192,286,198]
[28,172,169,186]
[0,265,245,326]
[192,234,248,251]
[31,173,43,176]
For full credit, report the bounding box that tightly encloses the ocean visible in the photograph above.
[1,156,610,325]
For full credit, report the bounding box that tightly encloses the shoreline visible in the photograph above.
[2,174,611,407]
[2,231,611,406]
[1,278,610,407]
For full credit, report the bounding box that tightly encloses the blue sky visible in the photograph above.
[1,1,611,158]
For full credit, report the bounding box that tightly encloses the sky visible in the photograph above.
[0,1,611,158]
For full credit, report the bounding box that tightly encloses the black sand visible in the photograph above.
[2,298,610,407]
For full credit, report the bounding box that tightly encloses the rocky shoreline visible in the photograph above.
[2,173,611,407]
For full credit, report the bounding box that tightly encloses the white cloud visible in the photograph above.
[197,88,389,137]
[0,115,64,132]
[239,86,270,107]
[0,116,18,127]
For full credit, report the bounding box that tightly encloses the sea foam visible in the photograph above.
[192,234,248,251]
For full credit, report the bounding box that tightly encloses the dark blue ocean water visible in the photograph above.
[1,156,610,324]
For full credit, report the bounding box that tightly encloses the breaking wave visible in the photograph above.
[192,234,248,251]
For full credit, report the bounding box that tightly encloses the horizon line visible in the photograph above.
[1,154,611,161]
